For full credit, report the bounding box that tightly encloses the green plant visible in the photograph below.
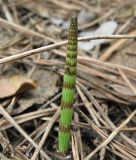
[58,16,78,154]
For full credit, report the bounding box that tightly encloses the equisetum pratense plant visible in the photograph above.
[58,16,78,154]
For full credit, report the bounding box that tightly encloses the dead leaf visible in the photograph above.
[13,69,59,114]
[0,75,36,99]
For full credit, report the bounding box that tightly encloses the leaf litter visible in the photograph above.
[0,0,136,160]
[79,20,118,52]
[0,75,36,99]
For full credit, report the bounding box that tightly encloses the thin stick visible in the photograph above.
[31,109,60,160]
[84,109,136,160]
[99,29,136,61]
[0,35,136,65]
[0,17,46,39]
[119,68,136,95]
[0,105,51,160]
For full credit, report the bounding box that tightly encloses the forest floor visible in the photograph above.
[0,0,136,160]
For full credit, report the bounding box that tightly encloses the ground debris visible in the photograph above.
[0,0,136,160]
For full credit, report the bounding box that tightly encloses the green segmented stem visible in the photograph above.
[58,16,78,153]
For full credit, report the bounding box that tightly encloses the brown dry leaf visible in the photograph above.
[0,75,36,99]
[13,69,59,114]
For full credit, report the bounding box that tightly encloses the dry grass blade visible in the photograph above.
[0,108,57,130]
[0,105,51,160]
[74,112,84,160]
[84,109,136,160]
[71,132,80,160]
[119,68,136,95]
[0,35,136,65]
[99,29,136,61]
[77,83,136,157]
[86,93,136,148]
[76,85,100,126]
[78,101,136,159]
[0,17,46,39]
[31,108,60,160]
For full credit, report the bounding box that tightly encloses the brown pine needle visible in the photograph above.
[0,35,136,65]
[0,105,51,160]
[84,109,136,160]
